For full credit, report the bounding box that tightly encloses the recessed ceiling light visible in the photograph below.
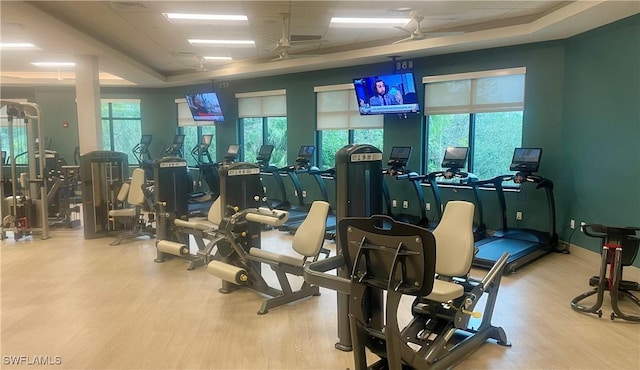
[1,42,36,49]
[330,17,410,25]
[203,56,233,61]
[164,13,248,21]
[31,62,76,67]
[188,39,255,46]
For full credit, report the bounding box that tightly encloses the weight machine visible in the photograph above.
[0,100,50,240]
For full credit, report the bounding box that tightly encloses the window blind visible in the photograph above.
[315,83,383,130]
[423,67,526,115]
[236,89,286,118]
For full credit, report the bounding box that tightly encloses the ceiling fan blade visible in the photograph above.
[394,25,412,35]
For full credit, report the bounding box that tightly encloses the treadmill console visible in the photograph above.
[257,144,274,165]
[387,146,411,167]
[441,146,469,179]
[296,145,315,168]
[510,148,542,173]
[224,144,240,162]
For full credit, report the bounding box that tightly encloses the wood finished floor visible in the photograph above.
[1,226,639,370]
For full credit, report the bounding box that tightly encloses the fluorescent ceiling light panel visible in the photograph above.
[1,42,36,49]
[188,39,255,45]
[165,13,247,21]
[204,56,232,60]
[331,17,410,25]
[31,62,76,67]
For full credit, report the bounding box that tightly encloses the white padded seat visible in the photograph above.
[425,201,475,302]
[173,197,222,231]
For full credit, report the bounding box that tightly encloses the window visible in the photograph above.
[424,68,525,180]
[237,90,287,167]
[101,99,141,165]
[0,101,29,165]
[316,84,383,170]
[176,98,217,167]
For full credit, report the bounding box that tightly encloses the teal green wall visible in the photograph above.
[3,15,638,265]
[559,14,640,256]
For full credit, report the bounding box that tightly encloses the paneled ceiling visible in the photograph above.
[1,1,638,87]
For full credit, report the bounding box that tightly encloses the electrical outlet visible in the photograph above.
[580,221,586,231]
[403,200,409,209]
[570,219,575,229]
[392,199,397,207]
[263,186,267,194]
[294,190,298,196]
[425,202,431,211]
[302,190,307,198]
[516,211,523,221]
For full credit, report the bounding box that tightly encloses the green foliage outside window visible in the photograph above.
[101,101,142,165]
[242,117,287,168]
[319,129,383,170]
[427,111,523,180]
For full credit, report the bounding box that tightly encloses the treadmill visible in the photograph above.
[275,145,321,228]
[381,146,430,227]
[279,145,337,237]
[473,148,559,273]
[425,147,487,241]
[256,144,291,210]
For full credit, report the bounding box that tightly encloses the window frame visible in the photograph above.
[422,68,526,181]
[101,98,142,165]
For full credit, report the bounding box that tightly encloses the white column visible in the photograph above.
[75,55,102,155]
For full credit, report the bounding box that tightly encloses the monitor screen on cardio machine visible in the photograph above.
[389,146,412,166]
[140,134,152,145]
[441,147,469,169]
[200,134,212,148]
[173,134,185,145]
[257,145,274,162]
[297,145,315,159]
[510,148,542,173]
[225,144,240,160]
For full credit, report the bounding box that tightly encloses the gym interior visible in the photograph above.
[1,2,639,369]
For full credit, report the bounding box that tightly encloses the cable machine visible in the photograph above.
[0,100,50,240]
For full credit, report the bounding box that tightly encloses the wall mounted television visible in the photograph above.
[353,72,420,116]
[185,92,225,123]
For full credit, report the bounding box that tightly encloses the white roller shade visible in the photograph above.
[236,89,286,118]
[424,67,525,115]
[316,84,383,130]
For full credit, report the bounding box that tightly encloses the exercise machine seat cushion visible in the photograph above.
[248,200,330,266]
[425,201,475,302]
[108,169,146,218]
[292,201,330,257]
[173,197,222,231]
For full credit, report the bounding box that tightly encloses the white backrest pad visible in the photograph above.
[208,196,222,225]
[117,182,130,202]
[432,201,475,277]
[292,201,330,257]
[127,168,146,206]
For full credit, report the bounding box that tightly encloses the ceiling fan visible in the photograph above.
[268,12,324,61]
[393,14,463,44]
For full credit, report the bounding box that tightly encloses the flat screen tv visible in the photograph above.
[510,148,542,173]
[353,72,420,116]
[441,147,469,169]
[185,92,225,123]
